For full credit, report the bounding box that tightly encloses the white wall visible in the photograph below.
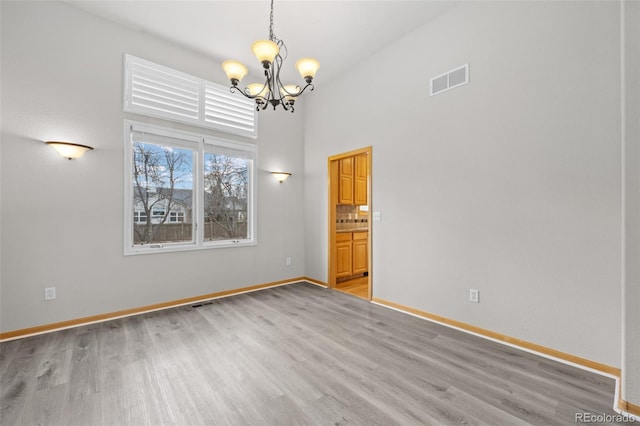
[623,0,640,408]
[0,1,305,332]
[304,1,622,367]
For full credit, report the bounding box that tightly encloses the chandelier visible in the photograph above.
[221,0,320,113]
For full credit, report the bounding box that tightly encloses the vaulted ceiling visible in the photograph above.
[64,1,456,83]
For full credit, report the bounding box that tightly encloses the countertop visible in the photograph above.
[337,228,368,233]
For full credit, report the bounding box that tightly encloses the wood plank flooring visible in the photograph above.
[0,282,626,425]
[335,276,369,299]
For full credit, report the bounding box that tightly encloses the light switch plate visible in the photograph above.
[373,211,381,222]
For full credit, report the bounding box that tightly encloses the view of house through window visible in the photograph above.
[125,122,256,254]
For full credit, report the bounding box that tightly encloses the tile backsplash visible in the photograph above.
[336,205,368,231]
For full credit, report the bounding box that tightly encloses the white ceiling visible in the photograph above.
[64,0,455,84]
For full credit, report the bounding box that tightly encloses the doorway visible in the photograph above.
[328,147,372,300]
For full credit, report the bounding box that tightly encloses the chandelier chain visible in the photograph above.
[269,0,275,41]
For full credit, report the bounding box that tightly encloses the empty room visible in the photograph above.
[1,0,639,424]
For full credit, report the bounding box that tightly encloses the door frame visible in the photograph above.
[328,146,372,300]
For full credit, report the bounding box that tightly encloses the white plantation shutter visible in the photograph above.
[124,55,257,138]
[204,83,256,137]
[127,58,200,120]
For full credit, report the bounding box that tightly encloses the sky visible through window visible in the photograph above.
[133,142,193,190]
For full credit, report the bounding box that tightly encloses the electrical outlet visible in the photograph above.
[469,289,479,303]
[285,257,292,266]
[44,287,56,301]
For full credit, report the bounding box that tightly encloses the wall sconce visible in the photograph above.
[271,172,291,183]
[46,141,94,160]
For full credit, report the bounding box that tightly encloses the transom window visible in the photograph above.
[123,54,257,138]
[124,121,256,255]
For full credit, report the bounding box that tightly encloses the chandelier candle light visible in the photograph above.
[222,0,320,112]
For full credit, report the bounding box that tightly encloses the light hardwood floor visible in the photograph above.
[0,282,626,425]
[335,276,369,299]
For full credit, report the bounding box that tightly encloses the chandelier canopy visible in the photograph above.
[222,0,320,113]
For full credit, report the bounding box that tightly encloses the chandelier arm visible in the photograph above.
[229,69,271,100]
[230,84,271,102]
[251,68,272,99]
[273,56,285,92]
[268,66,278,102]
[230,86,252,99]
[276,38,287,61]
[260,50,288,108]
[293,82,314,97]
[273,53,285,86]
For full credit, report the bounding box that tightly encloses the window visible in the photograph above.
[123,55,257,138]
[169,211,185,223]
[133,210,148,224]
[124,121,256,255]
[130,132,195,247]
[203,146,252,242]
[151,209,166,221]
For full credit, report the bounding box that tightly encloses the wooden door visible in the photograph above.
[328,146,372,300]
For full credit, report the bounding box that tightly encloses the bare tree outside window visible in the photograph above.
[203,153,249,240]
[132,141,193,244]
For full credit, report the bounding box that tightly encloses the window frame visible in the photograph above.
[201,139,256,248]
[124,120,257,255]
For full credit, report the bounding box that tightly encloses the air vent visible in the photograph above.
[430,64,469,96]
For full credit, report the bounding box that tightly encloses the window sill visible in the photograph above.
[124,239,256,256]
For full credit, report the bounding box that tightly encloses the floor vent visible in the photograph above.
[430,64,469,96]
[192,301,213,308]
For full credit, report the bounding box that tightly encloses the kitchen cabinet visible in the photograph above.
[336,232,353,278]
[338,154,368,205]
[336,231,368,278]
[354,154,368,205]
[338,157,354,205]
[352,232,368,275]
